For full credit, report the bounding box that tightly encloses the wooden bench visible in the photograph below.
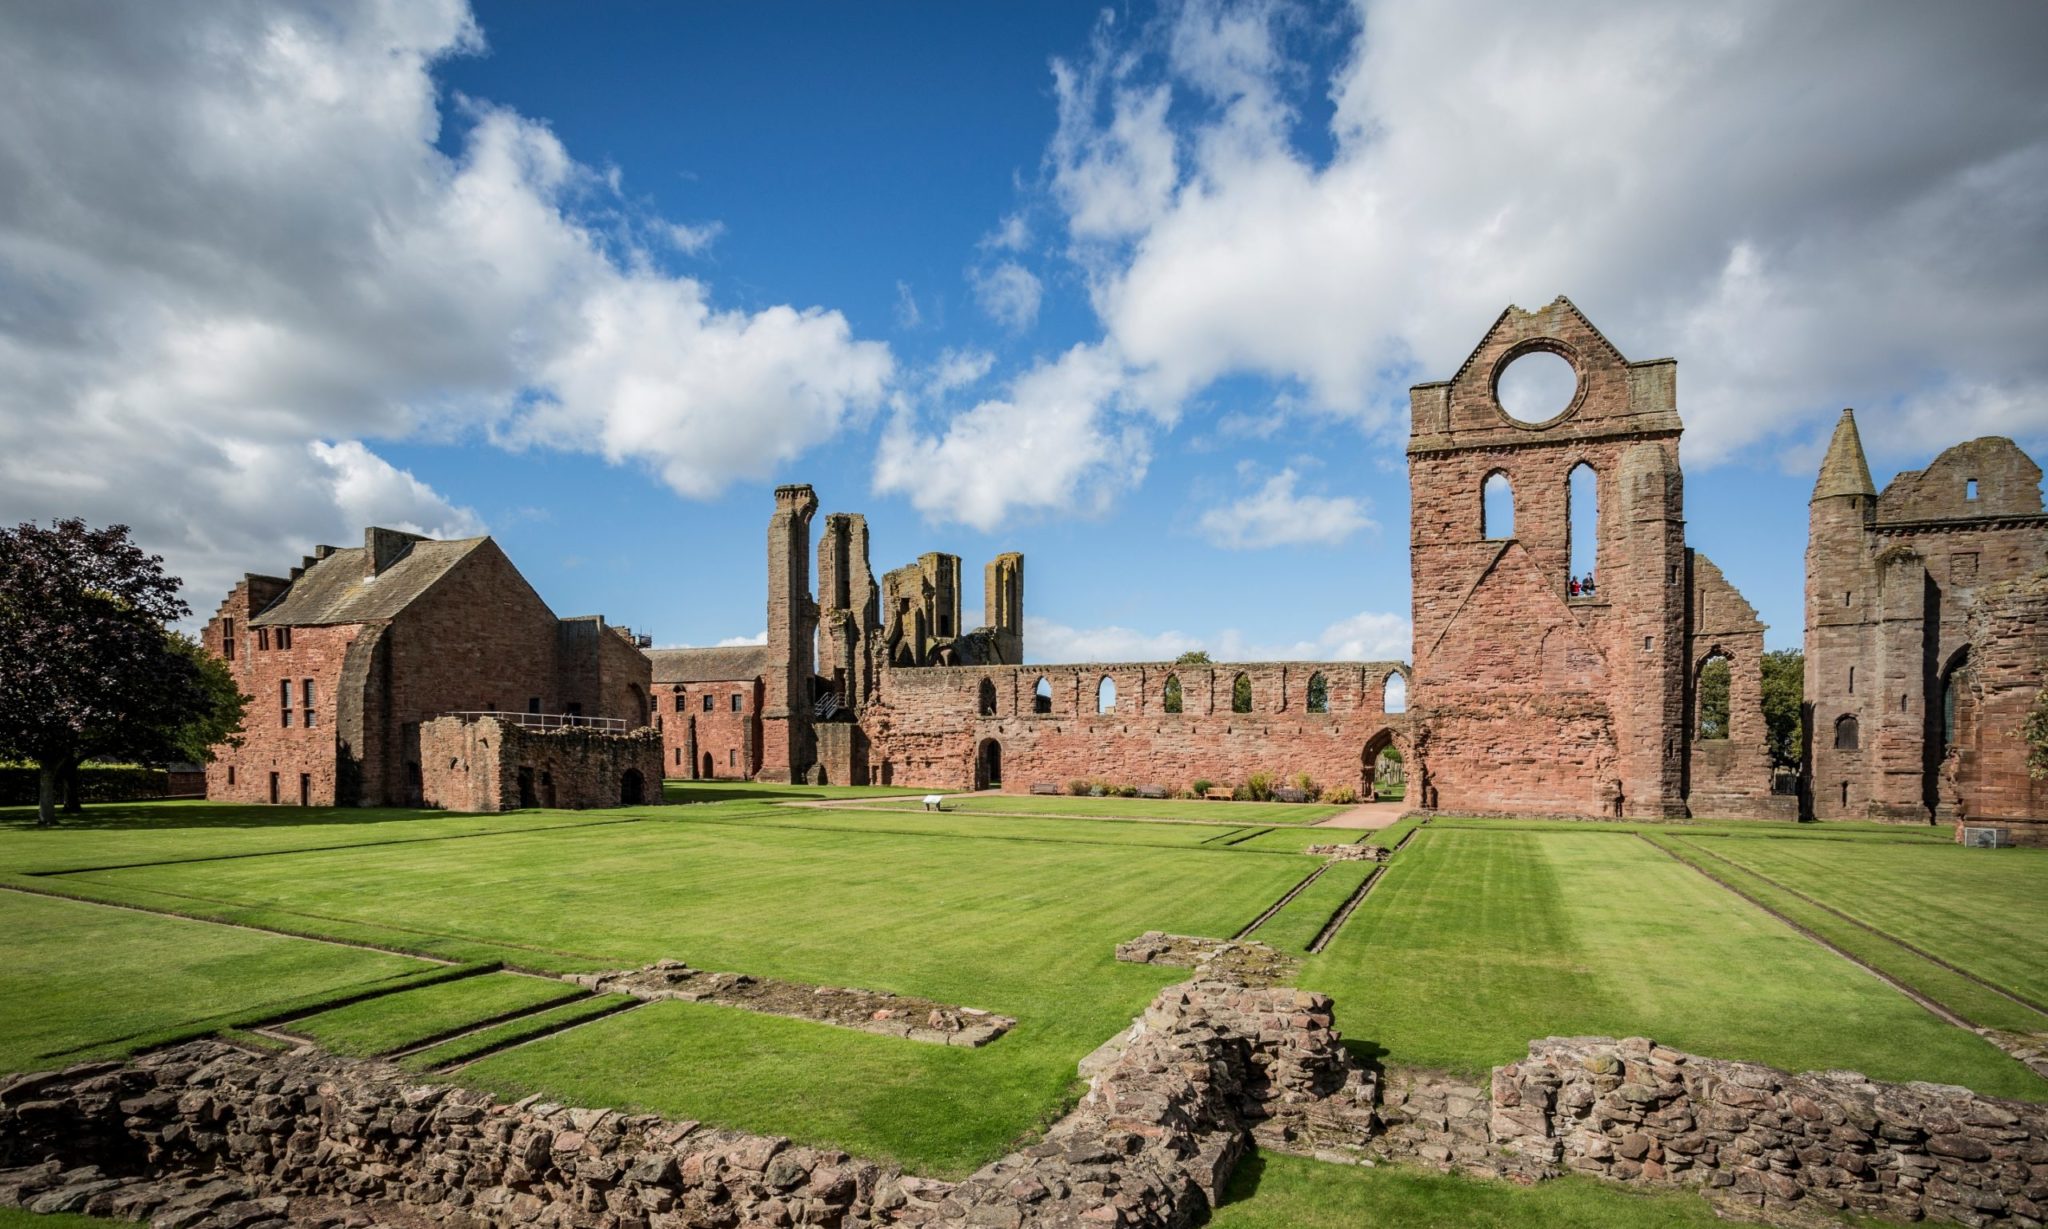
[1135,785,1169,800]
[1273,787,1310,804]
[1204,788,1234,801]
[1030,781,1063,796]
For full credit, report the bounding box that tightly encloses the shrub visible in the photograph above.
[1115,784,1138,797]
[1242,771,1278,802]
[1324,785,1360,805]
[1067,778,1091,796]
[1190,778,1215,798]
[1292,772,1321,800]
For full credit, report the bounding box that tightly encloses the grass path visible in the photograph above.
[1300,829,2042,1097]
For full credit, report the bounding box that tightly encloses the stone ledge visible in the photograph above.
[567,959,1015,1047]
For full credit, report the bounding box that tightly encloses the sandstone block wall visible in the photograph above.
[658,680,762,780]
[204,622,361,807]
[1489,1035,2048,1225]
[863,661,1411,793]
[417,716,665,811]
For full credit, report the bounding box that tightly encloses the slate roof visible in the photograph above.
[249,537,489,626]
[646,645,771,684]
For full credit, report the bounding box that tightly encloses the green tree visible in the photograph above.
[1697,657,1731,740]
[0,520,243,826]
[1174,650,1211,665]
[1761,649,1805,771]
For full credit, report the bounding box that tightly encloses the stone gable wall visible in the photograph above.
[657,679,762,780]
[204,621,362,807]
[416,716,665,812]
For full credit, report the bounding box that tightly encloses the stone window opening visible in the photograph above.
[939,614,952,636]
[222,618,235,661]
[1643,635,1653,652]
[1482,471,1514,540]
[268,772,279,804]
[1847,666,1855,695]
[277,627,291,650]
[257,627,270,651]
[1696,654,1731,740]
[1566,463,1598,597]
[1899,693,1908,712]
[1383,671,1407,714]
[731,693,742,712]
[226,766,235,786]
[279,679,292,727]
[1097,676,1117,714]
[1834,714,1860,752]
[674,693,686,713]
[728,749,736,767]
[528,697,541,714]
[1840,781,1849,809]
[978,678,997,717]
[1966,477,1979,501]
[1843,590,1852,607]
[1941,649,1971,749]
[1162,674,1183,714]
[1307,672,1328,714]
[674,747,681,765]
[1032,676,1052,714]
[1231,673,1252,714]
[702,694,715,712]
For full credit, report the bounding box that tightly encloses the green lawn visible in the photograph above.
[40,810,1307,1175]
[1250,862,1376,953]
[0,889,430,1073]
[285,970,586,1056]
[848,793,1342,824]
[404,994,637,1070]
[1674,834,2048,1005]
[1211,1153,1760,1229]
[1650,836,2048,1036]
[664,780,948,804]
[1300,829,2043,1099]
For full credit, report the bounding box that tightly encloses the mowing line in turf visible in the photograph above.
[668,811,1305,856]
[1678,836,2048,1019]
[1198,827,1249,845]
[1637,835,1977,1031]
[21,814,653,877]
[377,988,601,1060]
[22,875,623,966]
[432,998,647,1073]
[1222,827,1275,847]
[1306,867,1385,955]
[0,880,468,966]
[1234,863,1331,939]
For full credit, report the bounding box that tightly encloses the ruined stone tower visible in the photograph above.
[760,484,819,783]
[817,512,880,712]
[1406,298,1782,820]
[1803,409,2048,826]
[984,553,1023,665]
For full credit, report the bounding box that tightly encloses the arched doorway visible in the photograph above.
[701,752,715,780]
[1362,728,1405,802]
[621,769,644,806]
[976,739,1003,790]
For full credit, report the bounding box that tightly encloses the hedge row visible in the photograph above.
[0,765,170,805]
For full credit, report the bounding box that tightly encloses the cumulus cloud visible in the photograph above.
[1197,467,1374,549]
[970,261,1045,331]
[874,344,1147,530]
[0,1,889,603]
[883,0,2048,533]
[1025,608,1410,664]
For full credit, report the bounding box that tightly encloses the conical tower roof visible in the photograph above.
[1812,408,1875,501]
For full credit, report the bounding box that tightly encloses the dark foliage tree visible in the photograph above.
[1174,650,1211,665]
[1761,649,1805,771]
[1697,657,1731,740]
[0,520,241,826]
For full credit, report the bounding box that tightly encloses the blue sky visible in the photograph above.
[4,1,2045,660]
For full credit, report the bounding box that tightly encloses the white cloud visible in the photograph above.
[0,1,889,604]
[874,343,1147,530]
[1197,467,1373,549]
[926,348,996,397]
[717,630,769,647]
[983,212,1032,252]
[1035,0,2048,468]
[970,261,1045,331]
[1025,608,1410,664]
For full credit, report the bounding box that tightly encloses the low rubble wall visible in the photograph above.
[1490,1035,2048,1225]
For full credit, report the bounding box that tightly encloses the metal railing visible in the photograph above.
[439,711,630,733]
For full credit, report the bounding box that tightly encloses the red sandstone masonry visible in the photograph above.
[863,661,1413,793]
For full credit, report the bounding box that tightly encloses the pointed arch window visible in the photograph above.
[1307,672,1328,714]
[978,677,997,717]
[1231,673,1252,714]
[1162,673,1183,714]
[1096,675,1117,713]
[1383,672,1407,714]
[1567,462,1598,594]
[1032,676,1053,715]
[1696,654,1731,740]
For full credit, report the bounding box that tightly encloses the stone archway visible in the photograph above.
[975,738,1003,790]
[621,769,645,806]
[1361,727,1409,803]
